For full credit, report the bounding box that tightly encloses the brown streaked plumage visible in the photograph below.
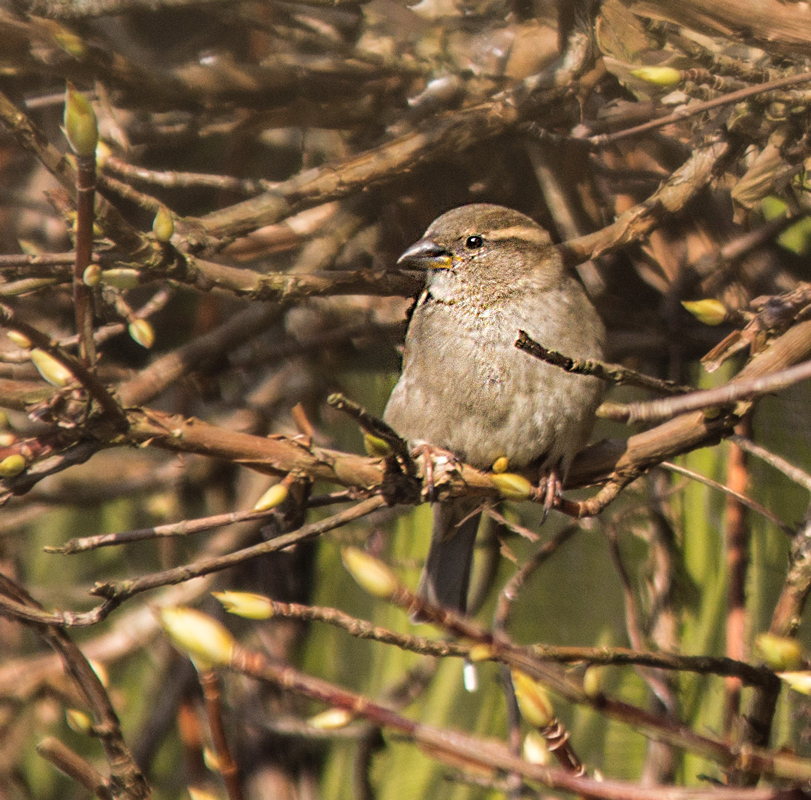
[384,203,605,614]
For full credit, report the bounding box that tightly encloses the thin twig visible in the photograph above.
[0,88,153,259]
[46,505,297,554]
[560,142,733,265]
[493,525,579,631]
[327,393,416,475]
[588,71,811,146]
[723,426,750,738]
[226,598,468,658]
[36,737,112,800]
[515,331,691,395]
[659,461,791,534]
[0,573,148,799]
[610,358,811,424]
[0,305,128,431]
[19,497,388,627]
[741,506,811,759]
[730,435,811,493]
[73,149,98,365]
[198,670,243,800]
[230,629,802,785]
[104,156,276,196]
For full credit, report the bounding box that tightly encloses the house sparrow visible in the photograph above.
[384,203,605,613]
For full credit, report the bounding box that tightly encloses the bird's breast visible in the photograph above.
[384,286,603,471]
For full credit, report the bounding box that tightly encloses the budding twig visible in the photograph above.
[327,392,418,477]
[64,84,98,366]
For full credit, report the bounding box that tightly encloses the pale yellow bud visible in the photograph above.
[213,591,273,620]
[631,66,682,86]
[755,632,803,671]
[307,708,354,730]
[30,349,73,387]
[203,747,220,773]
[341,547,398,600]
[146,492,175,520]
[7,331,31,349]
[158,606,236,669]
[467,643,495,662]
[778,671,811,695]
[128,319,155,349]
[152,206,175,242]
[582,665,604,697]
[101,268,141,289]
[681,299,727,326]
[83,263,102,287]
[66,709,93,734]
[50,23,87,58]
[0,454,26,477]
[491,472,533,501]
[17,239,42,255]
[253,483,288,511]
[95,140,112,169]
[492,456,509,473]
[522,730,551,765]
[363,433,391,458]
[64,83,98,157]
[512,670,554,728]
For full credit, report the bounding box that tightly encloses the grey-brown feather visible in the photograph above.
[418,498,481,613]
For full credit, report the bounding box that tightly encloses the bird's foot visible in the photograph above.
[412,443,461,502]
[539,468,563,523]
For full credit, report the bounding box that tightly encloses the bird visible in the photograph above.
[383,203,605,614]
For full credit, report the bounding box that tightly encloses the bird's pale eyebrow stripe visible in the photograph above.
[483,225,550,244]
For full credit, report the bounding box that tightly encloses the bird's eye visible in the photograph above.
[464,235,484,250]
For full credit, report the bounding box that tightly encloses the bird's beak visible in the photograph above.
[397,237,453,270]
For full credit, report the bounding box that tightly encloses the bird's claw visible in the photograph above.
[540,469,562,523]
[412,443,461,502]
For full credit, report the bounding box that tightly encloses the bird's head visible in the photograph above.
[397,204,563,298]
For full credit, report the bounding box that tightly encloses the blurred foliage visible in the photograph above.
[3,0,811,798]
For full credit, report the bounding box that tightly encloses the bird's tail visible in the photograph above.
[416,498,481,616]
